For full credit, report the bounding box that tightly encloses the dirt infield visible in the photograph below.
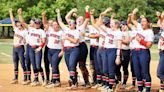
[0,61,160,92]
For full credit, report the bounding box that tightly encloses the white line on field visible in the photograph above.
[0,52,11,57]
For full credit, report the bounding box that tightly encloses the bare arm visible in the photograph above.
[81,5,90,29]
[66,37,79,44]
[9,9,16,28]
[131,8,139,27]
[17,8,28,29]
[156,11,163,27]
[65,8,77,23]
[56,9,68,31]
[42,11,48,29]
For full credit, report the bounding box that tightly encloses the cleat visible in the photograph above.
[66,84,77,90]
[30,80,40,86]
[42,80,49,87]
[10,79,18,84]
[91,84,101,89]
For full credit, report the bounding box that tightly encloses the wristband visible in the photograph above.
[86,12,90,19]
[39,42,45,48]
[139,39,147,47]
[116,49,122,56]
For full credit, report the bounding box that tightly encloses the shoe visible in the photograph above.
[21,80,27,85]
[98,85,106,91]
[142,88,146,92]
[120,84,126,89]
[107,88,114,92]
[30,80,40,86]
[82,82,91,89]
[91,84,101,89]
[66,84,77,90]
[45,82,61,88]
[42,80,49,87]
[10,79,18,84]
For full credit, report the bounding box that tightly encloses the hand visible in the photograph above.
[156,11,161,17]
[42,11,46,16]
[58,50,64,57]
[105,7,112,13]
[55,8,60,13]
[90,9,95,15]
[35,47,42,53]
[85,5,90,12]
[17,8,22,15]
[115,56,121,65]
[140,15,145,19]
[72,8,77,12]
[72,12,78,17]
[9,8,13,13]
[135,35,141,42]
[80,32,86,37]
[128,13,132,17]
[132,8,138,14]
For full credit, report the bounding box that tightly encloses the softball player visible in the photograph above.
[87,25,99,85]
[42,12,55,86]
[115,21,131,89]
[101,19,122,92]
[17,8,36,85]
[157,11,164,92]
[27,19,46,86]
[56,9,80,89]
[9,9,27,84]
[65,6,91,87]
[44,21,64,88]
[130,8,154,92]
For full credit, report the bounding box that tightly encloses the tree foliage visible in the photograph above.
[0,0,164,23]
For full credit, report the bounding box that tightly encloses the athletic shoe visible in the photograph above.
[106,88,114,92]
[42,80,49,87]
[98,85,106,91]
[22,80,31,85]
[121,84,126,89]
[142,88,146,92]
[10,79,18,84]
[91,84,101,89]
[21,80,27,85]
[45,82,61,88]
[30,80,40,86]
[66,84,78,90]
[81,82,91,89]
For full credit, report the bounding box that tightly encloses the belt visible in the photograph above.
[13,45,23,48]
[64,46,77,49]
[91,45,98,48]
[99,46,106,50]
[133,48,145,51]
[30,45,39,48]
[79,42,85,44]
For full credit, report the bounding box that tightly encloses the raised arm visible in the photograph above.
[156,11,164,27]
[80,5,90,28]
[131,8,139,27]
[17,8,28,28]
[65,8,77,23]
[42,11,48,28]
[9,8,16,28]
[56,9,68,31]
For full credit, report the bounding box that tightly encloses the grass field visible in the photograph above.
[0,39,160,64]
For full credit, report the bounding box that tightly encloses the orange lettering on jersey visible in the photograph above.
[66,34,74,38]
[50,34,60,39]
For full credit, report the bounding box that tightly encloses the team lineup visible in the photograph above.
[8,5,164,92]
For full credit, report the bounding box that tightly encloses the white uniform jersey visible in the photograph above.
[28,28,46,46]
[13,27,27,46]
[98,28,106,47]
[88,25,99,46]
[62,27,80,47]
[158,31,164,49]
[45,26,54,45]
[26,27,34,44]
[47,29,63,49]
[130,23,154,49]
[104,28,122,48]
[122,31,130,50]
[77,25,85,43]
